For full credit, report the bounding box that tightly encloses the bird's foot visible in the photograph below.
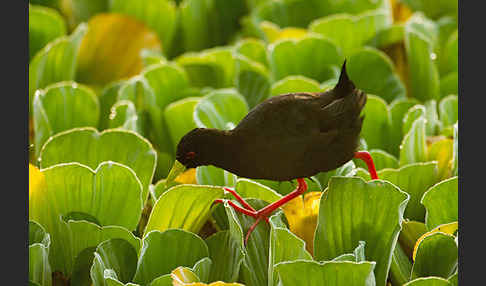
[354,151,379,179]
[213,178,308,245]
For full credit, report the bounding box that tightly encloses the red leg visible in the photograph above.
[224,187,257,212]
[213,199,258,218]
[354,151,379,180]
[256,178,307,217]
[244,216,263,246]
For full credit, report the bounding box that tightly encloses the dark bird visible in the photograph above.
[168,61,378,244]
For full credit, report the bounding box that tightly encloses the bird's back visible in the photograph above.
[223,62,366,181]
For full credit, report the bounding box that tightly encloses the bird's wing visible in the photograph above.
[234,93,326,137]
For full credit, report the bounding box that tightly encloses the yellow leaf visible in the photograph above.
[175,168,197,185]
[76,13,161,86]
[282,191,322,254]
[390,0,413,23]
[29,164,47,221]
[171,266,244,286]
[427,138,454,180]
[412,221,458,261]
[260,21,308,43]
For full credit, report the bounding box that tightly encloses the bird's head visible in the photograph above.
[175,128,208,169]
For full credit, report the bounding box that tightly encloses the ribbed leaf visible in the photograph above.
[271,76,322,96]
[310,10,391,57]
[235,55,271,109]
[421,177,458,230]
[194,89,249,130]
[39,128,156,203]
[144,185,224,237]
[411,232,457,279]
[405,23,440,101]
[29,221,52,286]
[29,4,67,59]
[399,117,428,166]
[269,35,343,82]
[404,277,452,286]
[389,98,420,156]
[90,239,138,286]
[360,95,391,151]
[33,82,99,157]
[205,231,244,283]
[356,162,440,221]
[109,0,177,57]
[29,24,87,112]
[314,177,409,286]
[164,97,200,152]
[268,214,312,286]
[439,95,458,127]
[133,229,209,285]
[275,260,377,286]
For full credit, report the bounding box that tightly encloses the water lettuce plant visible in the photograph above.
[29,0,458,285]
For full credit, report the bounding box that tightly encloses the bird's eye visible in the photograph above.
[185,151,196,160]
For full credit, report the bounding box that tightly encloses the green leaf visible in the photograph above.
[404,277,452,286]
[29,4,67,60]
[108,100,141,133]
[427,138,453,180]
[98,80,125,130]
[399,117,428,166]
[235,179,282,203]
[310,10,391,57]
[205,231,244,283]
[271,76,322,96]
[440,72,458,98]
[314,0,389,16]
[235,39,269,67]
[177,0,247,55]
[39,128,156,203]
[194,89,249,130]
[368,24,405,48]
[53,218,140,277]
[109,0,177,57]
[411,232,458,279]
[314,177,409,286]
[133,229,209,285]
[347,47,406,103]
[144,185,224,237]
[313,160,357,190]
[439,95,458,128]
[192,257,212,283]
[224,199,274,286]
[400,0,457,20]
[164,97,201,152]
[274,260,377,286]
[269,35,343,82]
[389,98,420,156]
[389,244,412,286]
[90,239,138,285]
[360,95,391,151]
[71,246,98,286]
[405,24,440,101]
[421,177,458,230]
[33,82,100,157]
[235,55,271,109]
[399,221,428,258]
[29,23,87,112]
[29,221,52,286]
[402,105,426,136]
[268,214,312,286]
[59,0,108,30]
[448,272,458,286]
[353,149,398,171]
[452,123,458,176]
[75,14,161,86]
[356,162,439,221]
[424,100,442,136]
[251,0,322,29]
[196,165,237,188]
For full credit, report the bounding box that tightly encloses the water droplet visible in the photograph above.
[430,53,437,60]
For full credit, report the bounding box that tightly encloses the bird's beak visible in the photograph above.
[166,160,187,184]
